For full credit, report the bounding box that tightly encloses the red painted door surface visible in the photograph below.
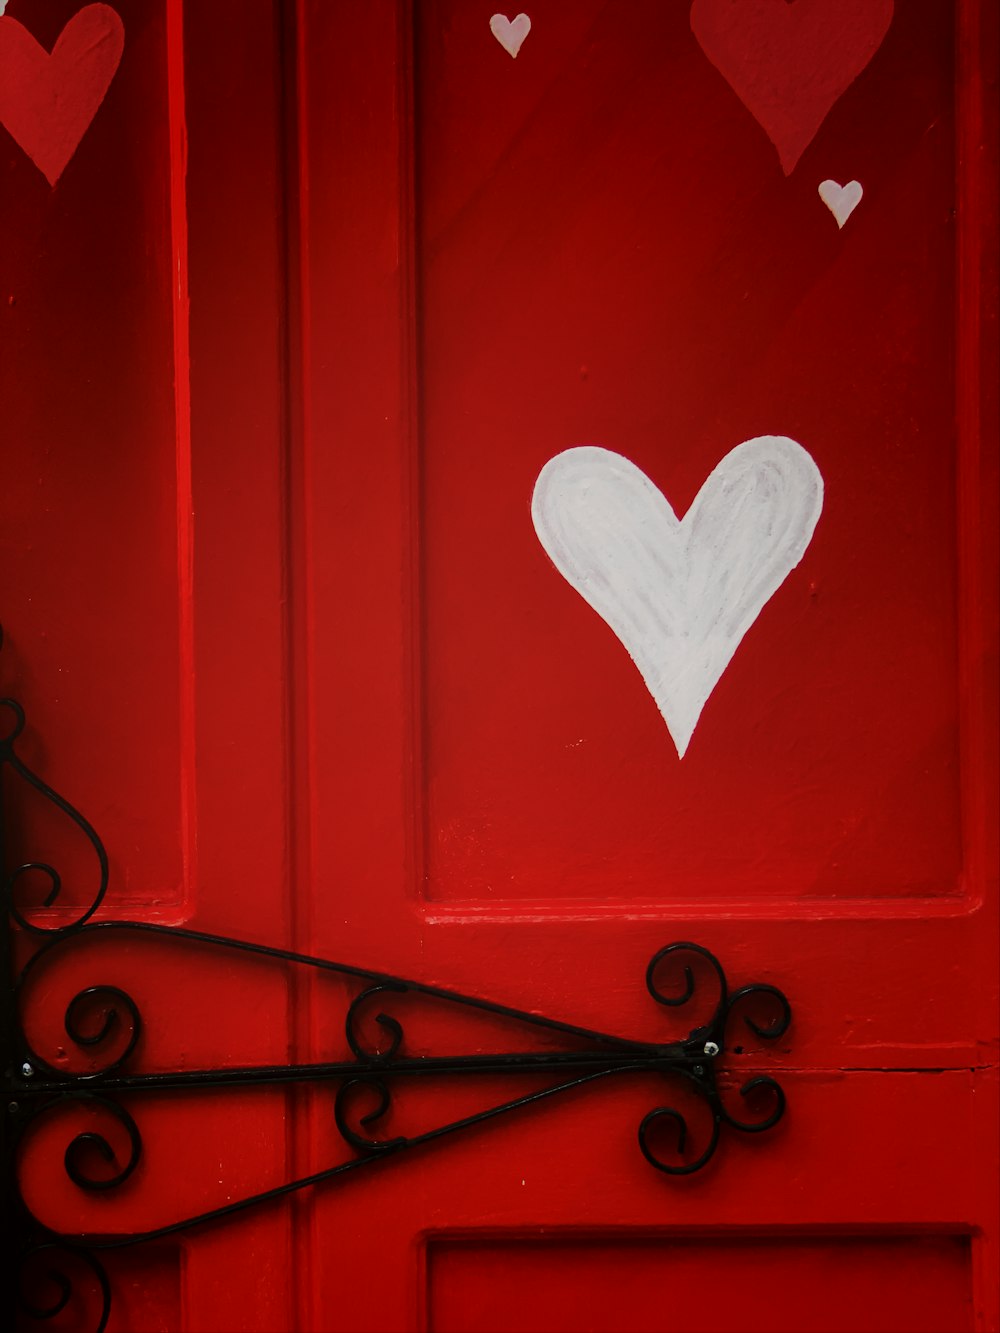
[2,2,998,1332]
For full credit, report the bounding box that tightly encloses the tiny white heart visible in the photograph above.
[490,12,531,59]
[532,438,824,758]
[818,179,863,229]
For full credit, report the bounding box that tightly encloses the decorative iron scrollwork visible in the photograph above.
[1,631,793,1332]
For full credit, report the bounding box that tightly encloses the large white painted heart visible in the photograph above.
[490,13,531,59]
[531,438,824,757]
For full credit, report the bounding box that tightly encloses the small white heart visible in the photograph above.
[532,438,824,758]
[490,12,531,59]
[818,179,863,229]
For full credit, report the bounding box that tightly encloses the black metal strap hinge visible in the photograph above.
[1,632,792,1333]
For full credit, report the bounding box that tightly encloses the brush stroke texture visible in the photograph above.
[532,438,824,757]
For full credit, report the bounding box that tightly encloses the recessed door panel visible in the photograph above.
[416,0,963,905]
[426,1233,973,1333]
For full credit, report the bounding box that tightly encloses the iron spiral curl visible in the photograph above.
[726,982,793,1041]
[13,966,143,1080]
[345,982,408,1060]
[718,1074,787,1134]
[334,1076,407,1153]
[18,1092,144,1193]
[17,1242,111,1333]
[637,1100,723,1176]
[64,984,142,1075]
[59,1093,143,1191]
[0,629,109,933]
[645,941,728,1038]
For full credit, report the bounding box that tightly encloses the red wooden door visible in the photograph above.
[2,2,997,1332]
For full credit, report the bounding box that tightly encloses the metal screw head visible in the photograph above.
[20,1061,34,1078]
[703,1041,720,1058]
[8,1102,19,1114]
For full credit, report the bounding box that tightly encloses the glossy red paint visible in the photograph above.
[2,2,997,1332]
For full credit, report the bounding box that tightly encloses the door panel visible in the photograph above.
[1,0,187,914]
[417,0,962,905]
[426,1234,974,1333]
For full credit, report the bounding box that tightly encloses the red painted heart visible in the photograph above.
[690,0,894,174]
[0,4,124,186]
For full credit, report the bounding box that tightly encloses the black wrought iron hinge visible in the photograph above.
[1,631,792,1333]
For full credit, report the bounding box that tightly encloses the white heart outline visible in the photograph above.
[818,179,863,228]
[531,438,824,758]
[490,12,531,59]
